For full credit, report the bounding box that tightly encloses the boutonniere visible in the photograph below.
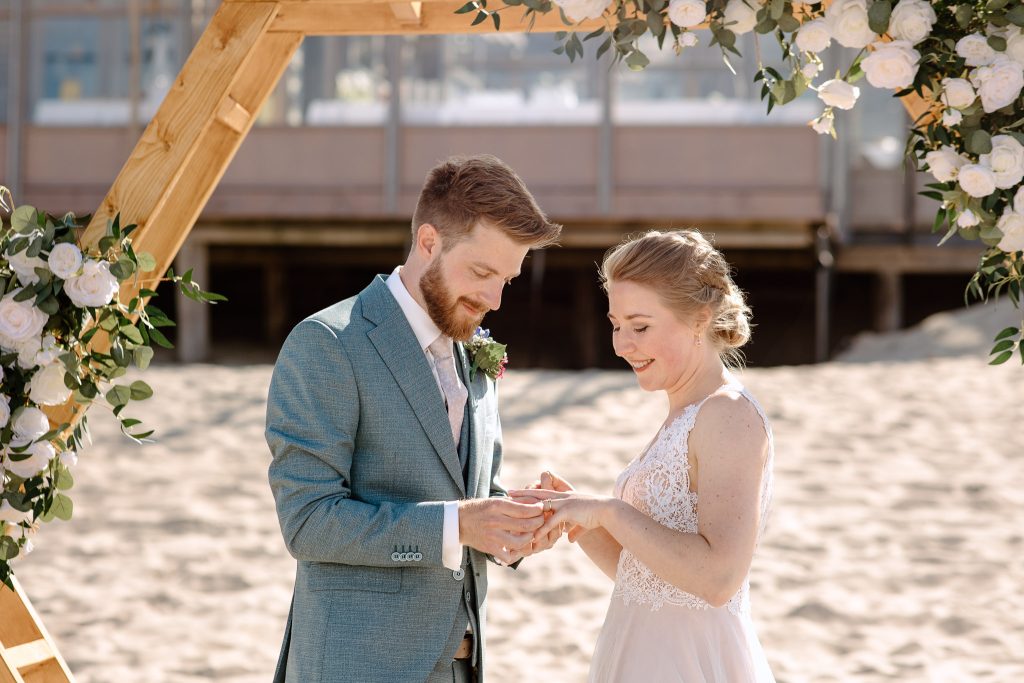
[465,327,508,381]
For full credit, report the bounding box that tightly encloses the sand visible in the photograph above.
[11,300,1024,682]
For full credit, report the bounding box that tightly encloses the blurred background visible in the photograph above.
[1,0,984,368]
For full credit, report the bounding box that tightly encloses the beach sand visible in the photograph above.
[12,299,1024,682]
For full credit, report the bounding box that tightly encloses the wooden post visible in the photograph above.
[874,271,904,333]
[0,577,75,683]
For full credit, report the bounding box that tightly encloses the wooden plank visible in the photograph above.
[3,642,52,672]
[0,579,73,683]
[79,1,282,250]
[121,30,304,300]
[389,1,423,25]
[0,652,26,683]
[836,244,980,273]
[269,1,603,34]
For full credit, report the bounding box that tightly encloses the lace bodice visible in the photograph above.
[611,379,774,615]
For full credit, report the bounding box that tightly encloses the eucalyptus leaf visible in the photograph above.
[51,494,73,521]
[129,380,153,401]
[134,346,154,370]
[105,385,132,407]
[867,0,891,35]
[136,251,157,272]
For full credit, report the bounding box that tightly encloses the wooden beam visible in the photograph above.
[836,244,981,274]
[80,2,284,251]
[389,1,423,25]
[3,640,53,671]
[268,1,602,34]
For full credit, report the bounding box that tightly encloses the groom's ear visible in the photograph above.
[415,223,440,257]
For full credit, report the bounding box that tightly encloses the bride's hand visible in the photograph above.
[507,488,618,541]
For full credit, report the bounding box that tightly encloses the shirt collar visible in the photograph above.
[385,266,445,351]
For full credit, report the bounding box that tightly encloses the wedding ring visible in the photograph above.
[543,499,551,512]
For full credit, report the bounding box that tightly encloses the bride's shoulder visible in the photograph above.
[689,390,769,459]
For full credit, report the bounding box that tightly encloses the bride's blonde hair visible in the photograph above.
[599,229,752,367]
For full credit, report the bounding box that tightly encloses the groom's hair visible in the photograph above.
[412,155,562,250]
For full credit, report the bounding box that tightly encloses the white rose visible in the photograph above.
[668,0,707,28]
[940,77,976,109]
[997,211,1024,252]
[553,0,611,22]
[0,394,10,429]
[942,108,963,126]
[59,449,78,468]
[35,334,61,366]
[681,31,700,47]
[826,0,876,49]
[0,500,33,526]
[7,249,47,287]
[63,259,120,308]
[862,40,920,90]
[13,406,50,441]
[979,134,1024,189]
[817,79,860,110]
[0,292,49,347]
[15,336,41,369]
[956,34,996,67]
[924,146,968,182]
[1007,30,1024,66]
[47,243,83,280]
[958,163,998,198]
[974,57,1024,114]
[957,209,980,228]
[724,0,760,35]
[802,62,822,79]
[796,19,832,53]
[4,438,55,479]
[29,363,72,406]
[1014,186,1024,214]
[888,0,936,44]
[810,111,835,136]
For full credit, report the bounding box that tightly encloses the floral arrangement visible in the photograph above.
[461,0,1024,364]
[0,189,223,588]
[465,327,509,380]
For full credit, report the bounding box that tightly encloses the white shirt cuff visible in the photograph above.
[442,500,463,570]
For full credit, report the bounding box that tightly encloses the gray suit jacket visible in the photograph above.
[266,274,509,683]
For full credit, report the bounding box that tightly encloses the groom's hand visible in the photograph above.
[458,498,545,565]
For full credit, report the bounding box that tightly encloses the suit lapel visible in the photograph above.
[456,342,485,498]
[363,277,466,495]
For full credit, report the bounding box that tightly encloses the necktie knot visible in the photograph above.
[428,336,454,362]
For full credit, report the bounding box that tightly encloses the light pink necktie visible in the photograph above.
[428,336,468,448]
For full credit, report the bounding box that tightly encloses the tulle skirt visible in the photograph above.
[588,595,776,683]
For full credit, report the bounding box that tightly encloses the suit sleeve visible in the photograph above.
[266,319,446,568]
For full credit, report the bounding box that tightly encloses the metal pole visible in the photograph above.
[128,0,142,139]
[5,0,28,199]
[597,56,613,216]
[384,36,402,215]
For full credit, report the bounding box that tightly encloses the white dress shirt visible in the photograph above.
[385,266,464,571]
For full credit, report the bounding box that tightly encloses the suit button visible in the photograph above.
[453,569,465,580]
[391,552,401,561]
[413,552,423,561]
[404,553,413,562]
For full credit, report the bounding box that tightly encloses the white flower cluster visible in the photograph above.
[0,224,121,552]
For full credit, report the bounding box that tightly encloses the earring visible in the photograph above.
[694,331,703,347]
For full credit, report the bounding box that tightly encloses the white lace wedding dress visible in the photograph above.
[589,376,776,682]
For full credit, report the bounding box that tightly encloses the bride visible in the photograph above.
[512,229,776,682]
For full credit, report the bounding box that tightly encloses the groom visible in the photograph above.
[266,155,563,683]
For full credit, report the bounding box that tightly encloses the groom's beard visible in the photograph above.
[421,258,487,341]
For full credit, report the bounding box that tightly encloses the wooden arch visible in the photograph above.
[2,2,932,680]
